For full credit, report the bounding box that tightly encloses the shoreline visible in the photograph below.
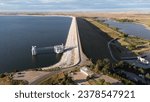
[0,16,89,74]
[140,23,150,31]
[11,16,89,84]
[42,17,89,70]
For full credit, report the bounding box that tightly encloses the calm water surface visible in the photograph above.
[0,16,72,73]
[104,19,150,40]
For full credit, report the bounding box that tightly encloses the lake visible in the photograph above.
[0,16,72,73]
[103,19,150,40]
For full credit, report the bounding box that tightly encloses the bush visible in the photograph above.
[95,59,111,74]
[128,44,136,50]
[103,82,111,85]
[138,68,145,74]
[86,76,91,81]
[117,19,134,22]
[145,73,150,79]
[12,80,28,85]
[98,79,105,85]
[123,34,128,38]
[0,73,6,78]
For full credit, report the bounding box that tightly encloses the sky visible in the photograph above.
[0,0,150,12]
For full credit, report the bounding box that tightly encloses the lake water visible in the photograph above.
[0,16,72,73]
[103,19,150,40]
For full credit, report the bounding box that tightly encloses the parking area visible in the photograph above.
[13,71,50,84]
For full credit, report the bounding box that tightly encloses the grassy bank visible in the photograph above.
[85,17,150,55]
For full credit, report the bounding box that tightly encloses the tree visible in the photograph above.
[99,79,105,85]
[145,73,150,79]
[103,82,111,85]
[86,76,91,81]
[138,68,145,74]
[96,59,104,70]
[123,34,128,38]
[102,59,111,74]
[0,73,6,78]
[94,58,112,74]
[102,63,110,74]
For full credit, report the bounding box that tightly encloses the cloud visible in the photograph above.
[38,0,74,3]
[0,3,4,5]
[0,0,150,11]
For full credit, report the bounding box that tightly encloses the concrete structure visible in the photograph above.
[137,56,149,65]
[42,17,88,70]
[80,67,94,77]
[54,44,64,54]
[31,44,64,56]
[71,72,90,85]
[31,46,37,56]
[13,16,89,85]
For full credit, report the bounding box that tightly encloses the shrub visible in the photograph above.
[103,82,111,85]
[12,80,28,85]
[0,73,6,78]
[99,79,105,85]
[145,73,150,79]
[123,34,128,38]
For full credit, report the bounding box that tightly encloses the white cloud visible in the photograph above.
[0,0,150,11]
[38,0,73,3]
[0,2,4,5]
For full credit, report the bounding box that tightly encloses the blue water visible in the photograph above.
[104,19,150,40]
[0,16,72,73]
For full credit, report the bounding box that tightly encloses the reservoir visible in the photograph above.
[103,19,150,40]
[0,16,72,73]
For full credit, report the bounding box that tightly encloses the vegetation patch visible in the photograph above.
[89,58,149,85]
[85,17,150,55]
[40,72,74,85]
[89,79,111,85]
[113,18,135,22]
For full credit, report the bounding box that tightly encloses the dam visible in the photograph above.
[42,17,88,70]
[0,16,72,73]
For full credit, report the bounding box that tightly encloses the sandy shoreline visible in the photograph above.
[141,23,150,31]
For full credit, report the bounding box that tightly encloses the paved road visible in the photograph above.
[77,18,114,63]
[108,39,119,62]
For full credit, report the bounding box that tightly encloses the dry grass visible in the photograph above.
[86,18,120,39]
[85,17,150,55]
[72,12,150,28]
[0,76,12,85]
[88,79,98,85]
